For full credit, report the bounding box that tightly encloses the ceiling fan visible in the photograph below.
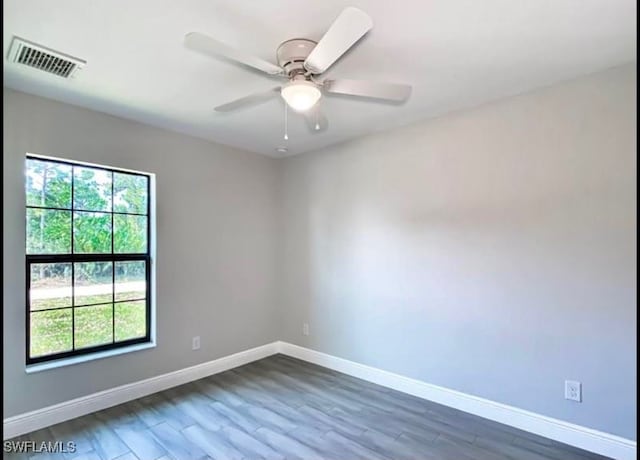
[184,7,412,132]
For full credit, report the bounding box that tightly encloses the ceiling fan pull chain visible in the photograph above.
[284,103,289,140]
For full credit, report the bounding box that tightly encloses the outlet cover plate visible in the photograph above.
[565,380,582,402]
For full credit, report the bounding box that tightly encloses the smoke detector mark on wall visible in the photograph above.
[7,36,86,78]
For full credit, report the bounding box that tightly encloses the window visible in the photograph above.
[25,156,151,365]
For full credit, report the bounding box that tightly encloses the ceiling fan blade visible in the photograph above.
[323,79,412,102]
[215,87,281,112]
[302,105,329,133]
[304,7,373,74]
[185,32,283,76]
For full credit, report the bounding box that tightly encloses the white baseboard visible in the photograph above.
[278,342,636,460]
[3,342,279,440]
[4,340,636,460]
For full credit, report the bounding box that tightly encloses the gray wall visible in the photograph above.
[279,65,637,439]
[3,64,636,441]
[3,89,281,418]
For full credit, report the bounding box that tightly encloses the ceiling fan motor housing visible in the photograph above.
[276,38,317,75]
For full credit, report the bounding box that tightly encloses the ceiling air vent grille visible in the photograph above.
[7,36,85,78]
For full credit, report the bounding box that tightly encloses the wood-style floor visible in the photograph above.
[6,354,609,460]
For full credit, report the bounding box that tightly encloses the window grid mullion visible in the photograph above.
[31,297,147,313]
[71,166,74,255]
[71,165,75,351]
[26,205,148,217]
[111,171,115,343]
[27,253,148,263]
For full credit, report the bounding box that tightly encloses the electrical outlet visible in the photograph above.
[565,380,582,402]
[192,336,201,350]
[303,323,309,336]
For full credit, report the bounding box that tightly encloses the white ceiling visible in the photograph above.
[3,0,636,157]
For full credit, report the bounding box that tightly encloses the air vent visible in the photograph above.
[7,36,85,78]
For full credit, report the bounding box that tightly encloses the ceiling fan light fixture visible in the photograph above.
[281,80,321,112]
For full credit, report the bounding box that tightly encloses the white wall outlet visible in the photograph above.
[303,323,309,336]
[565,380,582,402]
[192,336,201,350]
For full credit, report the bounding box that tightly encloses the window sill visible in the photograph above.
[25,342,156,374]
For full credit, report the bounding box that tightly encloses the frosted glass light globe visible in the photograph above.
[281,81,321,112]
